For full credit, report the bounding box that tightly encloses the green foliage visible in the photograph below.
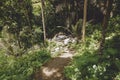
[69,30,100,55]
[0,49,51,80]
[0,0,45,50]
[65,33,120,80]
[71,19,82,37]
[108,15,120,35]
[0,0,120,80]
[86,23,102,37]
[115,73,120,80]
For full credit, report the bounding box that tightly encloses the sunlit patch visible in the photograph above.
[42,67,59,77]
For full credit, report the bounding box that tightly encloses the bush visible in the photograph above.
[108,15,120,35]
[64,34,120,80]
[0,49,51,80]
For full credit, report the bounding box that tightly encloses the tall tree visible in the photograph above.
[82,0,88,42]
[99,0,113,54]
[41,0,46,42]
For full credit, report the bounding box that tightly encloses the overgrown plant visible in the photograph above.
[64,34,120,80]
[71,19,83,38]
[0,49,51,80]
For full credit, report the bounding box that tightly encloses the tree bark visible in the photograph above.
[82,0,87,42]
[99,0,113,54]
[41,0,46,42]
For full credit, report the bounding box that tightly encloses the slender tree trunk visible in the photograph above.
[65,0,71,29]
[82,0,87,42]
[99,0,113,54]
[41,0,46,42]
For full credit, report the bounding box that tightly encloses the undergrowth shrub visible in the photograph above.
[108,15,120,35]
[0,49,51,80]
[64,34,120,80]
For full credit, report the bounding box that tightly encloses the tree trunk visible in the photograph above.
[41,0,46,42]
[65,0,71,29]
[99,0,113,54]
[81,0,87,42]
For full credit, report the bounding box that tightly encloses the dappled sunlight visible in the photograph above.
[35,52,75,80]
[42,67,59,77]
[0,0,120,80]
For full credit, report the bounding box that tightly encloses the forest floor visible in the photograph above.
[34,33,76,80]
[37,50,75,80]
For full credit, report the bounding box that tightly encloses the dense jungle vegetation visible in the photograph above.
[0,0,120,80]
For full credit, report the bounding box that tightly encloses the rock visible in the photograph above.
[72,38,77,43]
[48,32,77,56]
[53,32,67,42]
[64,38,71,45]
[54,47,60,52]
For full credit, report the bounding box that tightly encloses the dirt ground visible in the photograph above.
[34,50,75,80]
